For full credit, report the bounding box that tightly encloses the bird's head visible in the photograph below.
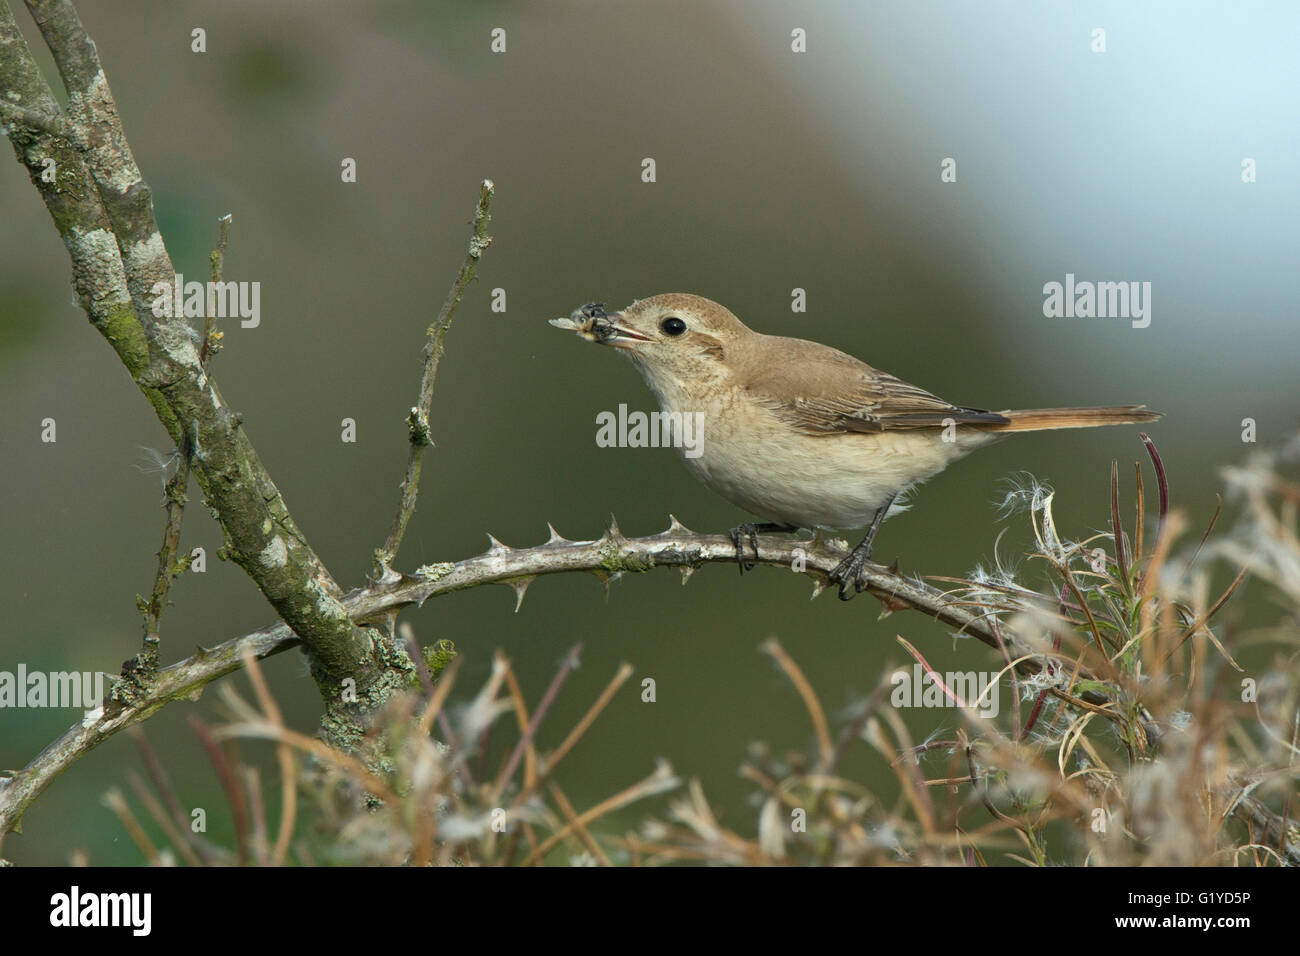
[550,293,751,399]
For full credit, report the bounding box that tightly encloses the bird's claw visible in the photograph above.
[829,545,873,601]
[729,522,797,576]
[827,495,895,601]
[729,523,761,575]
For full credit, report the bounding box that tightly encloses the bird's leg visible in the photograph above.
[728,522,797,574]
[829,493,897,601]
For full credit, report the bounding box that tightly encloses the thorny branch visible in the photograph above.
[0,522,1014,838]
[6,514,1292,864]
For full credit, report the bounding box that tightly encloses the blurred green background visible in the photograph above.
[2,0,1297,864]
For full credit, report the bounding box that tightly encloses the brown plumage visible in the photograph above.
[552,293,1163,599]
[728,333,1158,436]
[981,406,1162,432]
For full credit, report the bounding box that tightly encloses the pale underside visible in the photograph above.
[638,334,1004,530]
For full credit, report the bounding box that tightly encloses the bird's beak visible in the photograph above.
[549,308,652,349]
[588,312,651,349]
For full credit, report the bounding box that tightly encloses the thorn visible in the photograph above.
[485,533,510,555]
[878,592,910,615]
[507,575,536,612]
[591,568,613,600]
[605,512,626,543]
[679,565,695,586]
[665,514,690,534]
[809,578,827,601]
[887,556,900,574]
[545,522,569,545]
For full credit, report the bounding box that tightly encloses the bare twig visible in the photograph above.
[492,643,580,802]
[375,180,495,580]
[761,637,833,769]
[521,761,680,866]
[1110,460,1130,589]
[547,782,613,866]
[134,444,191,670]
[502,666,539,789]
[130,728,223,864]
[239,651,298,866]
[187,715,249,865]
[511,662,635,809]
[124,768,204,867]
[201,213,231,364]
[100,789,161,865]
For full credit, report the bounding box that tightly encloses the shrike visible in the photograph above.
[552,294,1160,599]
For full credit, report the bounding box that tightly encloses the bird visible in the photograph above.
[550,294,1161,599]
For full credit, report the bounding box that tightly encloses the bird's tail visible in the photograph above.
[983,405,1162,433]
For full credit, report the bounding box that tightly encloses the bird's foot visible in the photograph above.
[828,494,897,601]
[829,540,876,600]
[728,522,795,575]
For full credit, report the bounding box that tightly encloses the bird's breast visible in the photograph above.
[663,387,969,529]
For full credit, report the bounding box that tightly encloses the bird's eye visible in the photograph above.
[660,316,687,337]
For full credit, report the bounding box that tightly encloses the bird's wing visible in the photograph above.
[741,335,1009,435]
